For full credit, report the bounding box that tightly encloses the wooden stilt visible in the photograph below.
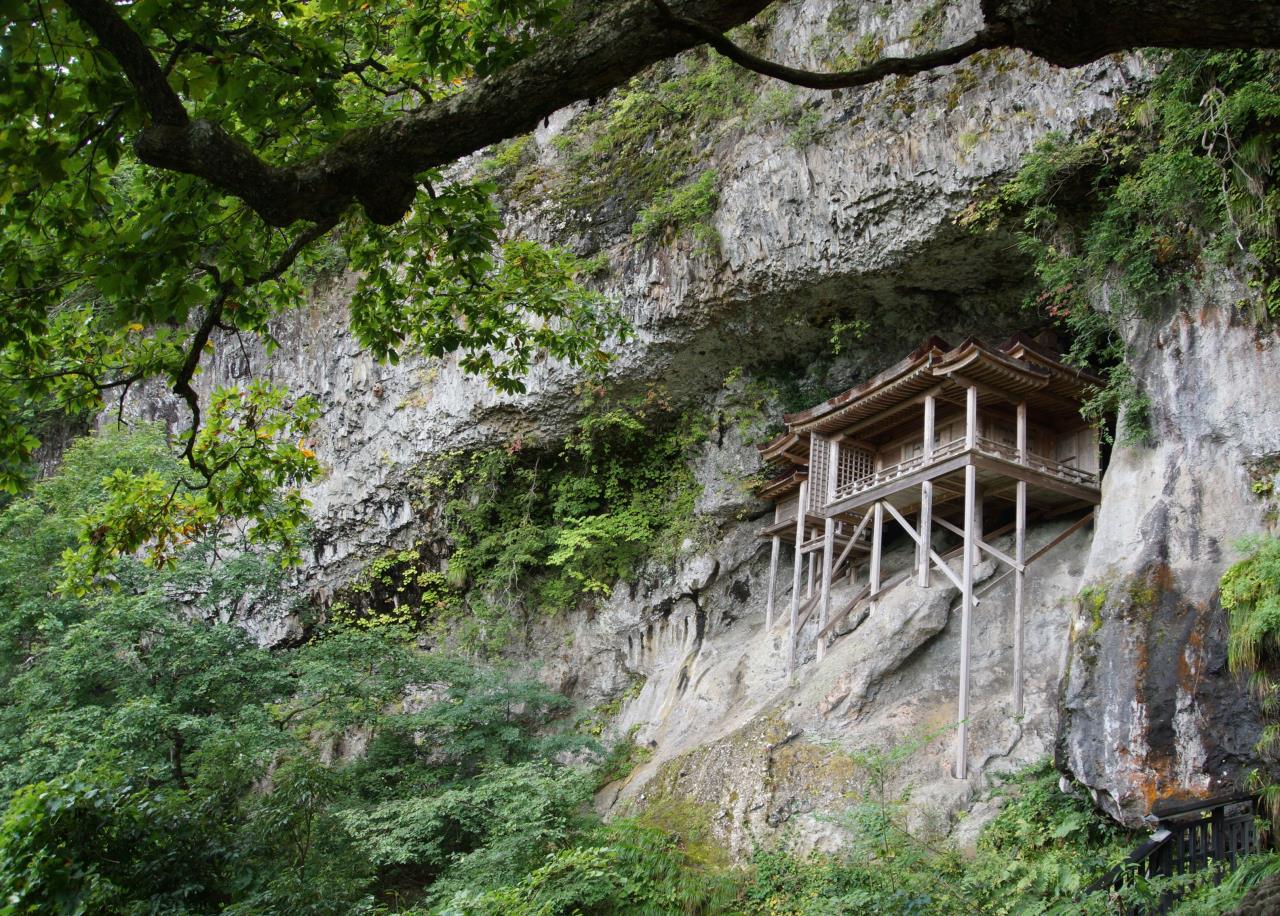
[818,517,835,660]
[788,481,808,678]
[956,463,976,779]
[919,394,936,586]
[1013,480,1027,715]
[1013,401,1028,715]
[972,485,985,568]
[965,385,978,448]
[870,501,883,613]
[918,482,933,587]
[806,540,816,599]
[817,438,840,660]
[765,535,781,629]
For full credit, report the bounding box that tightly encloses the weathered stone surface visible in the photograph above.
[596,517,1092,853]
[1230,873,1280,915]
[1058,294,1280,827]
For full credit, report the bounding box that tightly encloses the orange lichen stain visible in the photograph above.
[1177,605,1210,696]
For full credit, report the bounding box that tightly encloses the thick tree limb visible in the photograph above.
[63,0,1280,231]
[62,0,188,127]
[66,0,775,227]
[652,0,1009,90]
[980,0,1280,68]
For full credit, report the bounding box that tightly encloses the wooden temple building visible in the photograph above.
[756,335,1103,777]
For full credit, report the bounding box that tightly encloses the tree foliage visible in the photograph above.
[0,0,627,565]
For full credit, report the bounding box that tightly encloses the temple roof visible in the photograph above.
[783,335,1101,435]
[756,464,807,500]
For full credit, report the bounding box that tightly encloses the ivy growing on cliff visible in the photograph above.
[1221,535,1280,820]
[416,392,709,652]
[963,49,1280,444]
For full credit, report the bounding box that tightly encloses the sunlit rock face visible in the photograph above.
[1058,291,1279,827]
[121,0,1275,847]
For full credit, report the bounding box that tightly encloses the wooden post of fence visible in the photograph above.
[918,393,935,587]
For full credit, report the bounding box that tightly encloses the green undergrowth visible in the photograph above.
[3,439,1273,916]
[736,758,1280,915]
[330,391,710,654]
[1222,535,1280,820]
[964,49,1280,445]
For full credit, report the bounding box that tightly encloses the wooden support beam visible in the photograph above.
[817,437,839,661]
[765,535,781,629]
[806,542,816,599]
[1013,477,1027,715]
[918,481,933,587]
[881,500,920,544]
[919,393,936,587]
[955,463,976,780]
[973,485,985,568]
[788,480,808,678]
[1016,401,1028,464]
[932,515,1024,572]
[874,500,975,598]
[818,517,835,661]
[870,501,884,614]
[833,507,873,574]
[965,384,978,451]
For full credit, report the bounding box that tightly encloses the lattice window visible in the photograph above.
[837,444,875,491]
[808,433,829,510]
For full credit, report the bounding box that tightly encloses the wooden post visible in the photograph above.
[1013,400,1028,714]
[965,384,978,450]
[972,485,985,568]
[818,439,839,660]
[919,394,936,587]
[870,501,884,614]
[818,517,835,661]
[806,537,816,599]
[788,481,808,677]
[1016,401,1027,465]
[956,463,976,780]
[765,535,781,629]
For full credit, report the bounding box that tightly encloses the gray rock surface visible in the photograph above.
[1059,288,1279,827]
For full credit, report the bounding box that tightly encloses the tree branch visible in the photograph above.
[62,0,188,126]
[172,216,337,473]
[59,0,1280,233]
[65,0,776,227]
[650,0,1009,90]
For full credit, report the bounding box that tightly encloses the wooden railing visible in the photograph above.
[1092,795,1261,914]
[832,438,965,501]
[829,436,1098,503]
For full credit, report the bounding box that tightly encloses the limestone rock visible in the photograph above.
[1058,296,1279,827]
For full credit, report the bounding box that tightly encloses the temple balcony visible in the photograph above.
[826,433,1100,515]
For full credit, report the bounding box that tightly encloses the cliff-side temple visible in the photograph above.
[757,335,1104,777]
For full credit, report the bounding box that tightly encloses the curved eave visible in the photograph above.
[757,467,807,500]
[933,340,1053,397]
[785,335,952,433]
[1001,337,1106,392]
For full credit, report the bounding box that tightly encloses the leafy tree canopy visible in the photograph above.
[5,0,1280,570]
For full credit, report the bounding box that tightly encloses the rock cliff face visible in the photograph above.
[126,0,1273,847]
[1058,290,1279,827]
